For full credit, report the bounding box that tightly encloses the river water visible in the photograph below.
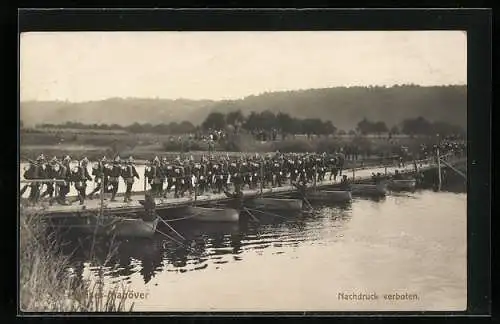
[63,177,466,312]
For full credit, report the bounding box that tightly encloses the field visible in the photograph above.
[20,128,436,162]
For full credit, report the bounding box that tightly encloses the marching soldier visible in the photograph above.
[292,155,302,184]
[37,154,50,200]
[163,158,176,197]
[193,158,204,195]
[263,154,273,188]
[159,157,168,196]
[206,155,215,192]
[212,159,224,194]
[297,157,307,184]
[200,155,210,194]
[317,153,327,182]
[285,156,296,185]
[56,155,72,205]
[179,157,192,197]
[271,157,283,187]
[72,157,92,205]
[104,158,113,194]
[144,160,153,194]
[108,156,122,202]
[122,156,140,202]
[173,158,185,198]
[228,159,242,194]
[40,156,59,201]
[222,155,232,192]
[22,156,43,204]
[88,156,107,199]
[336,152,345,176]
[305,155,312,182]
[250,157,261,189]
[240,157,251,189]
[147,156,162,197]
[328,154,339,181]
[20,162,32,198]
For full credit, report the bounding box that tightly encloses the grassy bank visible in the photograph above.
[19,209,134,312]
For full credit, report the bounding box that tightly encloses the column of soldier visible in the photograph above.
[20,140,465,207]
[21,152,348,206]
[144,152,347,199]
[21,154,140,206]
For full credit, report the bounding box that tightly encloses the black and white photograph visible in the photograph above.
[19,29,468,312]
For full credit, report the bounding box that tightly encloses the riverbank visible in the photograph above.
[19,208,134,312]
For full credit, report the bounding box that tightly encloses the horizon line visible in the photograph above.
[20,83,467,104]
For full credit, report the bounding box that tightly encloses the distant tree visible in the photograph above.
[226,110,245,126]
[390,125,400,134]
[152,123,169,134]
[431,121,465,137]
[319,120,337,135]
[302,118,323,135]
[259,110,277,131]
[337,129,346,135]
[356,118,372,135]
[373,121,388,134]
[109,124,122,130]
[178,121,196,134]
[243,112,260,131]
[127,122,143,133]
[202,112,226,130]
[167,122,180,134]
[401,116,432,135]
[276,112,294,134]
[142,123,153,133]
[243,110,276,132]
[348,129,356,136]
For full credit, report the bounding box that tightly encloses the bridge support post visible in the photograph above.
[260,159,264,195]
[54,180,59,199]
[314,167,317,189]
[437,146,442,191]
[194,175,198,203]
[99,173,105,218]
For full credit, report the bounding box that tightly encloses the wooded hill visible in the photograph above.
[20,85,466,131]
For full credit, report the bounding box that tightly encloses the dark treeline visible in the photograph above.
[29,112,466,138]
[35,121,197,134]
[201,110,335,136]
[355,117,465,137]
[21,85,467,130]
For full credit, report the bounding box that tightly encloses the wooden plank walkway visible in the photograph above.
[22,158,451,216]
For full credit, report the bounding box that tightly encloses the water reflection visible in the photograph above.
[60,177,465,290]
[60,202,356,285]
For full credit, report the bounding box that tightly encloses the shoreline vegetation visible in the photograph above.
[19,208,134,312]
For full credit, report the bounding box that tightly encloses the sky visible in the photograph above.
[20,31,467,102]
